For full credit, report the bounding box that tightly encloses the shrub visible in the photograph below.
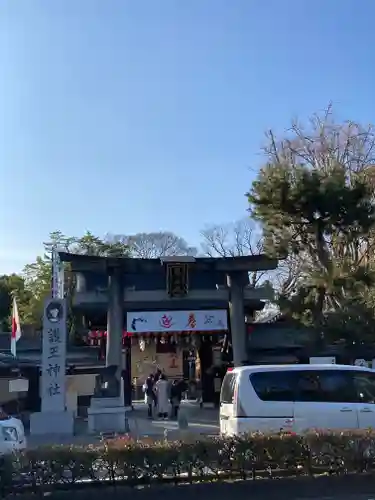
[3,430,375,495]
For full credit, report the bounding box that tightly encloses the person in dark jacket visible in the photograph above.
[154,369,162,383]
[170,380,185,419]
[153,369,163,407]
[143,374,155,418]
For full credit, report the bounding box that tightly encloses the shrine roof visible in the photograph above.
[58,252,279,273]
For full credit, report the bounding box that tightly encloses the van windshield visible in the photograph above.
[221,372,237,403]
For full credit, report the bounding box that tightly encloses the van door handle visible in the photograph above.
[360,408,373,413]
[340,407,352,412]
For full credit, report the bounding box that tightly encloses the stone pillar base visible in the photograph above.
[30,410,74,435]
[87,397,129,433]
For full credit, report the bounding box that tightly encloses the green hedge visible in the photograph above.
[3,431,375,495]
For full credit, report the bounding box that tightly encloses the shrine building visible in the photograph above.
[59,252,278,405]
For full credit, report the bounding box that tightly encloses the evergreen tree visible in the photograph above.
[248,107,375,341]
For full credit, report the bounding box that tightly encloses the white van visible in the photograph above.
[220,364,375,436]
[0,414,26,454]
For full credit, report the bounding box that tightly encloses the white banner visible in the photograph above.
[127,310,227,333]
[52,249,64,299]
[41,298,67,412]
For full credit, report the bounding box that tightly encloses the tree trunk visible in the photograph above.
[315,286,326,324]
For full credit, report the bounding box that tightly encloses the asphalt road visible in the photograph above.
[274,493,375,499]
[26,400,219,448]
[295,496,375,500]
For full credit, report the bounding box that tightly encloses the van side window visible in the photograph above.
[250,371,295,401]
[353,372,375,403]
[296,370,355,403]
[221,373,237,403]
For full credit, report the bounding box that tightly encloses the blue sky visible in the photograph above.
[0,0,374,274]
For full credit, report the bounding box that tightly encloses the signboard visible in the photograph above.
[41,298,67,412]
[9,378,29,393]
[167,264,188,297]
[127,310,228,333]
[309,356,336,365]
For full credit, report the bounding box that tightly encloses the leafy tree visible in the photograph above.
[22,231,131,329]
[322,297,375,344]
[248,107,375,339]
[44,230,130,257]
[22,257,52,327]
[0,274,32,331]
[13,229,195,330]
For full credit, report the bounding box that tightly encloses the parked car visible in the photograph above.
[220,364,375,436]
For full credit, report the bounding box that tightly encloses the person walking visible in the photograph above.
[155,374,169,419]
[170,380,184,419]
[153,368,162,407]
[143,374,155,419]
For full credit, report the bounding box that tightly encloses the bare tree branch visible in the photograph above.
[263,105,375,179]
[200,219,268,286]
[112,232,198,259]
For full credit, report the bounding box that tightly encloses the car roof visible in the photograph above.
[230,364,373,374]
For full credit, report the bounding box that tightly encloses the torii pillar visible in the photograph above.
[88,266,129,432]
[106,267,123,371]
[227,271,248,367]
[106,267,132,408]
